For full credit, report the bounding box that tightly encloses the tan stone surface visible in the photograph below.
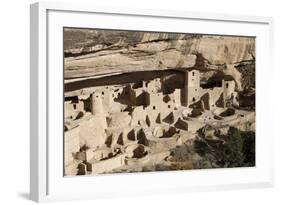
[64,29,255,176]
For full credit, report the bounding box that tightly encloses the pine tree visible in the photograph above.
[223,127,245,167]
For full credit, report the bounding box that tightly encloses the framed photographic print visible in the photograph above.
[30,2,274,202]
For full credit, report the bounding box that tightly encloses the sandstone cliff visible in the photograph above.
[64,29,255,79]
[64,29,255,92]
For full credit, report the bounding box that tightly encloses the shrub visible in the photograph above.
[223,127,255,167]
[241,131,255,166]
[223,127,245,167]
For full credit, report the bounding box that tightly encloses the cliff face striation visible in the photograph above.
[64,29,255,92]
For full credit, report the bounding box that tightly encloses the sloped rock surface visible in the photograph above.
[64,29,255,83]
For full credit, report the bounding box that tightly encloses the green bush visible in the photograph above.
[241,131,255,166]
[223,127,244,167]
[223,127,255,167]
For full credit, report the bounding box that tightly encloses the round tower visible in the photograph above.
[91,92,107,128]
[91,92,104,115]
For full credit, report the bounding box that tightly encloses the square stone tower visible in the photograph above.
[183,70,200,106]
[222,79,235,107]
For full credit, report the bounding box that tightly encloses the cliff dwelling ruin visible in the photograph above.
[64,28,256,176]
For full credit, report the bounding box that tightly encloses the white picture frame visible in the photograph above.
[30,1,274,202]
